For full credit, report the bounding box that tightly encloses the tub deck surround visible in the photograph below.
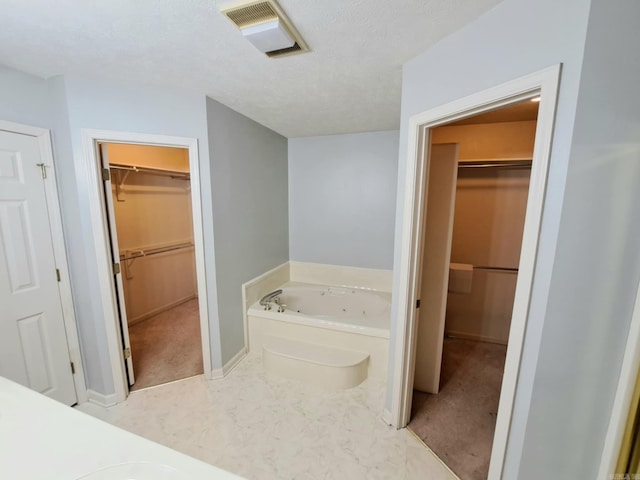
[254,282,391,338]
[289,261,393,292]
[242,262,290,313]
[241,262,392,347]
[241,262,290,354]
[248,282,391,384]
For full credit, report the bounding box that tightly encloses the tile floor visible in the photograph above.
[77,353,458,480]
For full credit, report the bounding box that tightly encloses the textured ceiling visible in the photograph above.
[0,0,503,137]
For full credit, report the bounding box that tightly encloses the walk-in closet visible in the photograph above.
[409,99,539,480]
[101,143,203,391]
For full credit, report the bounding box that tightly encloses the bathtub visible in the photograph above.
[247,282,390,380]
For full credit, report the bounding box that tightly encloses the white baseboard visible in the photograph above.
[128,294,197,326]
[211,347,247,379]
[381,407,393,426]
[86,389,118,408]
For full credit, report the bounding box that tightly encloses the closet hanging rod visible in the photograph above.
[119,242,194,261]
[109,163,190,180]
[473,265,519,273]
[458,159,532,169]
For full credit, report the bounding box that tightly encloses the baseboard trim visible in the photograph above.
[128,294,197,326]
[381,407,393,426]
[86,389,118,408]
[211,347,247,379]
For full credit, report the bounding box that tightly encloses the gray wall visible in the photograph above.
[518,0,640,477]
[206,98,289,364]
[390,0,640,477]
[289,131,398,270]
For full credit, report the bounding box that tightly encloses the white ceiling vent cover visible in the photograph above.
[220,0,309,57]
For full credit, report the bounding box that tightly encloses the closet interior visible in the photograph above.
[103,143,203,391]
[408,99,539,480]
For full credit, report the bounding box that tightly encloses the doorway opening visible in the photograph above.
[408,100,539,480]
[388,65,561,480]
[81,129,211,403]
[99,142,203,391]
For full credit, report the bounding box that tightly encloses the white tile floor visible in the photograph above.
[77,353,457,480]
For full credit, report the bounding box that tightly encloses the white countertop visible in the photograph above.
[0,377,244,480]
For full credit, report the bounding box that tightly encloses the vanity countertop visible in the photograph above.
[0,377,243,480]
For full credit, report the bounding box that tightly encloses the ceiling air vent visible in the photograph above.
[220,0,309,58]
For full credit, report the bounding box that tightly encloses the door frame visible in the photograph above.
[0,119,88,403]
[81,129,212,403]
[388,65,561,479]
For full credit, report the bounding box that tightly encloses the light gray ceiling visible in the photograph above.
[0,0,503,137]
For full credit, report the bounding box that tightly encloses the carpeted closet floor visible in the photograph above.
[408,337,507,480]
[128,298,203,391]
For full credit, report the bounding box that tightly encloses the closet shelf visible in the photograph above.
[458,159,532,169]
[110,163,191,185]
[473,265,519,273]
[120,241,194,261]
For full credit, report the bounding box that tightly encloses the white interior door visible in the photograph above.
[413,143,459,394]
[0,130,77,405]
[99,144,135,386]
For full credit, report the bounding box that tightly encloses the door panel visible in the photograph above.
[99,144,135,386]
[0,131,76,405]
[0,201,38,292]
[413,143,459,394]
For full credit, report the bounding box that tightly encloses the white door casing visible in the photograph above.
[81,130,212,404]
[99,144,135,385]
[413,143,459,394]
[0,129,77,405]
[389,65,561,480]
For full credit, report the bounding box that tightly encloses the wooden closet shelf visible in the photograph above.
[458,159,532,169]
[119,242,194,261]
[110,163,190,181]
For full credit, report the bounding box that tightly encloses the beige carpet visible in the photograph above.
[408,337,507,480]
[128,298,203,391]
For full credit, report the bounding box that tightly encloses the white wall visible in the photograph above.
[206,98,289,365]
[0,66,51,128]
[391,0,640,478]
[289,131,399,270]
[387,0,593,477]
[0,67,111,393]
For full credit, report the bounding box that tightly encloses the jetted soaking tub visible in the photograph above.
[247,282,391,380]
